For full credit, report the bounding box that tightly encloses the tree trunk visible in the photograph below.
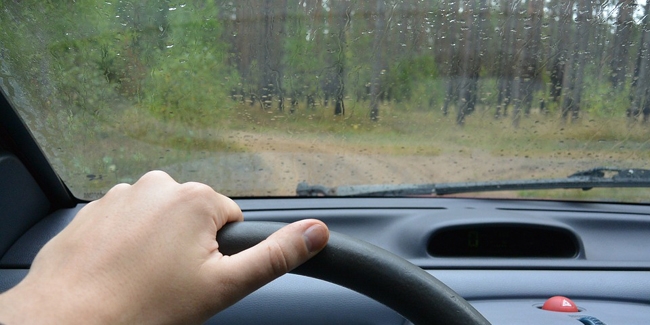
[495,0,515,118]
[561,0,593,122]
[369,0,386,121]
[513,0,544,126]
[333,1,350,116]
[456,0,480,125]
[441,0,460,116]
[260,0,287,111]
[629,1,650,122]
[550,0,573,104]
[610,0,634,91]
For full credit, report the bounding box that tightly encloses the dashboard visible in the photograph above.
[2,187,650,324]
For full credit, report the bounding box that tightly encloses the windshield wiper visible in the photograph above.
[296,167,650,197]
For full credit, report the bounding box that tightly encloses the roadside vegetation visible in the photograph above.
[2,0,650,201]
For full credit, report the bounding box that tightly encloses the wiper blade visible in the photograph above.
[296,167,650,197]
[435,167,650,195]
[296,182,436,197]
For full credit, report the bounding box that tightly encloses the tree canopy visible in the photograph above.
[2,0,649,125]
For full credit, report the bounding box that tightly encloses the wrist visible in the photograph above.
[0,275,116,325]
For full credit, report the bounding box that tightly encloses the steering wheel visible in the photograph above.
[217,222,491,325]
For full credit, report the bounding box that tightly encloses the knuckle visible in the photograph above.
[143,170,169,178]
[180,182,216,199]
[103,183,131,198]
[139,170,174,184]
[177,182,225,214]
[265,240,291,276]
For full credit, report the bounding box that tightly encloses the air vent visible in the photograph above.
[428,224,579,258]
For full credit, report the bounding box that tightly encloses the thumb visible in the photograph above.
[211,219,329,303]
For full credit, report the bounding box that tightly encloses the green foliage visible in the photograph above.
[144,1,238,126]
[3,0,638,122]
[282,2,320,98]
[385,55,439,103]
[582,82,631,118]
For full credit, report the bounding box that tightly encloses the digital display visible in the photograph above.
[428,224,579,258]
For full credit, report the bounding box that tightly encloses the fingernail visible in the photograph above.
[303,224,328,253]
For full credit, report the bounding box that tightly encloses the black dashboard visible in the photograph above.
[2,194,650,324]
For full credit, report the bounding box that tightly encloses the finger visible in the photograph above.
[207,219,329,302]
[126,170,178,200]
[180,182,244,228]
[137,170,176,184]
[72,183,131,222]
[104,182,132,196]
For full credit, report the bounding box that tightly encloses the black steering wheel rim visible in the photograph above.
[217,221,491,325]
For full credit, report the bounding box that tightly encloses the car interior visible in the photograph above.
[0,0,650,325]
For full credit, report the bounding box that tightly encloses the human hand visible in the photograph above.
[0,171,329,324]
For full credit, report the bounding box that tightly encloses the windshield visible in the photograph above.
[2,0,650,201]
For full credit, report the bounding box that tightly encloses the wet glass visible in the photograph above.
[1,0,649,202]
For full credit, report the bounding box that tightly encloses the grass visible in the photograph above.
[517,188,650,203]
[33,97,650,201]
[219,101,650,161]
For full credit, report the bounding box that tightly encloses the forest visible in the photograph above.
[1,0,649,126]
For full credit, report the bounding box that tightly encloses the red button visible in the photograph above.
[542,296,579,312]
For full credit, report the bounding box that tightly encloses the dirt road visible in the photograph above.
[164,131,602,196]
